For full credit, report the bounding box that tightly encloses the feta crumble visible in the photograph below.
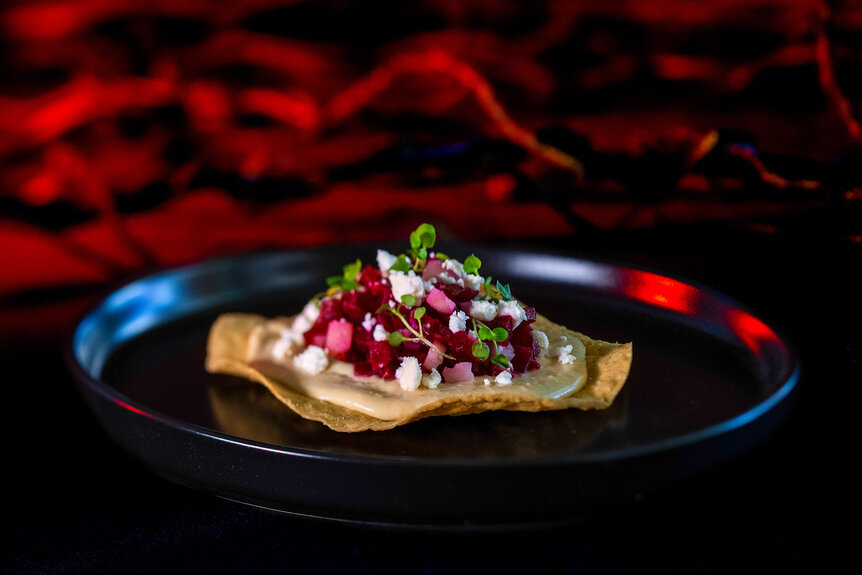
[361,312,376,332]
[372,324,389,342]
[423,369,442,389]
[469,299,498,321]
[532,329,549,350]
[291,301,321,334]
[389,270,426,305]
[448,309,468,333]
[497,300,526,328]
[376,249,398,274]
[395,356,422,392]
[271,329,304,359]
[483,378,492,386]
[554,344,577,365]
[494,371,513,386]
[293,345,329,375]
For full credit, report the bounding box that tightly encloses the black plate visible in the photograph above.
[65,243,800,529]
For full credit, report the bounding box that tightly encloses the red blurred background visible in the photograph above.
[1,0,859,302]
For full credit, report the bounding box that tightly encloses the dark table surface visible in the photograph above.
[3,226,852,574]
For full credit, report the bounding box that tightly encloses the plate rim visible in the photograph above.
[64,243,802,469]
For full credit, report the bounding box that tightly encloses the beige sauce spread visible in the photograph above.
[245,317,587,421]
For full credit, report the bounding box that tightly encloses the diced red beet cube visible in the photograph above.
[511,344,534,373]
[353,360,374,377]
[510,322,534,347]
[420,315,448,343]
[318,298,342,323]
[426,287,456,315]
[340,291,366,322]
[442,362,474,383]
[446,330,477,363]
[487,315,514,345]
[523,306,537,323]
[368,340,397,370]
[326,319,353,353]
[423,344,445,370]
[358,265,382,287]
[422,258,445,281]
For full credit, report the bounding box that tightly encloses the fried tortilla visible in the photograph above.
[205,312,632,432]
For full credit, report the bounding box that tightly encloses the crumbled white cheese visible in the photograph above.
[372,324,389,342]
[293,345,329,375]
[497,300,526,328]
[438,273,464,287]
[423,369,442,389]
[376,249,398,274]
[442,258,465,277]
[464,273,483,291]
[483,378,492,386]
[532,329,549,350]
[495,370,513,386]
[395,356,422,392]
[271,329,304,359]
[469,299,498,321]
[361,312,376,332]
[554,344,576,365]
[448,309,468,333]
[389,270,426,305]
[291,301,321,334]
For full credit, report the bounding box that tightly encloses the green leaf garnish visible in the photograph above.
[491,355,509,369]
[413,307,426,321]
[472,341,490,360]
[491,327,509,342]
[496,281,513,301]
[390,254,411,273]
[434,252,449,261]
[400,294,416,307]
[463,254,481,275]
[388,331,404,346]
[410,223,436,250]
[326,275,344,287]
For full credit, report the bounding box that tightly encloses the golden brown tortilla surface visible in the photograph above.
[205,313,632,432]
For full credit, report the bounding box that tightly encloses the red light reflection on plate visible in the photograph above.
[622,270,699,315]
[727,308,780,357]
[111,397,154,419]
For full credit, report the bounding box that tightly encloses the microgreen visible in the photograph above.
[400,294,416,307]
[463,254,481,275]
[379,304,454,360]
[325,258,362,293]
[389,254,411,273]
[482,276,513,302]
[470,318,510,367]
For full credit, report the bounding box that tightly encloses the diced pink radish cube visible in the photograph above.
[422,258,445,281]
[442,361,474,383]
[498,343,515,361]
[423,344,445,370]
[325,319,353,353]
[426,287,456,315]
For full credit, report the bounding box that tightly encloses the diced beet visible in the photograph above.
[510,322,534,347]
[523,306,537,323]
[368,340,397,370]
[353,360,374,377]
[511,344,534,373]
[446,330,477,363]
[426,288,456,315]
[318,298,342,323]
[487,315,514,345]
[422,258,445,281]
[438,283,478,303]
[442,362,474,383]
[358,265,382,287]
[340,291,365,322]
[423,344,445,370]
[305,330,327,348]
[352,324,373,353]
[420,315,448,343]
[326,319,353,353]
